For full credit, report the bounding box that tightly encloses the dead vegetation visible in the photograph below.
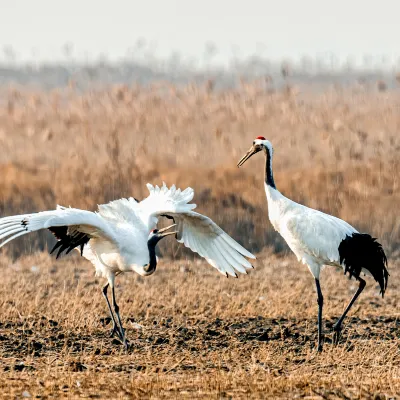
[0,82,399,398]
[0,253,399,399]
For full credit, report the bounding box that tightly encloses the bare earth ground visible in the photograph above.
[0,82,399,398]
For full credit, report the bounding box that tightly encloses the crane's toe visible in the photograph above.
[109,325,121,339]
[110,326,130,350]
[109,323,126,343]
[111,334,130,350]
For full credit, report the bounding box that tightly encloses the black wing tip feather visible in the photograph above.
[49,240,63,255]
[48,227,90,259]
[338,233,389,297]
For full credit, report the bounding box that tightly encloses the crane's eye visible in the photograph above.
[151,229,158,234]
[253,141,255,145]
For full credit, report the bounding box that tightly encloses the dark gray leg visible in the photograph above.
[333,277,366,344]
[315,279,324,352]
[112,285,128,350]
[102,283,123,340]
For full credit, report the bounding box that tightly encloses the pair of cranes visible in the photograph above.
[0,138,388,352]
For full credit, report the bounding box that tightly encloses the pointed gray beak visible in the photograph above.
[237,145,261,167]
[157,224,178,237]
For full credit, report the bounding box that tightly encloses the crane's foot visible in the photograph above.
[114,327,129,351]
[109,324,123,340]
[110,332,130,350]
[115,333,129,351]
[317,342,323,352]
[332,324,342,345]
[122,336,129,351]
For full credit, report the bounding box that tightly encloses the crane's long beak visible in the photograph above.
[237,145,260,167]
[158,224,178,237]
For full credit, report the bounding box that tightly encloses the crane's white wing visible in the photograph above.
[285,207,358,264]
[97,197,140,225]
[140,183,256,277]
[97,197,148,238]
[0,206,116,255]
[166,211,255,277]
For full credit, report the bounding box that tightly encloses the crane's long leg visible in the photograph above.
[111,285,128,350]
[315,278,324,352]
[102,283,123,341]
[333,277,366,345]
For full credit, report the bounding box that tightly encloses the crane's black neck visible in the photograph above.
[144,241,158,274]
[264,147,276,189]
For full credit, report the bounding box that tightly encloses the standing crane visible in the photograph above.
[0,183,255,349]
[237,137,388,351]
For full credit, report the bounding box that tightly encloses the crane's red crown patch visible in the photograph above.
[256,136,266,140]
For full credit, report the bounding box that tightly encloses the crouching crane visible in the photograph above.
[237,137,388,351]
[0,183,255,349]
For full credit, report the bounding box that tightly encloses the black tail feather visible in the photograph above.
[338,233,389,297]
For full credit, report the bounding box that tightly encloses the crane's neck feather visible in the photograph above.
[143,240,157,274]
[262,145,290,229]
[264,146,276,189]
[130,238,158,276]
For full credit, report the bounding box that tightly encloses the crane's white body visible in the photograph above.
[0,183,255,285]
[264,182,358,278]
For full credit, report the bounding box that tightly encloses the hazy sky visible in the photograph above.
[0,0,399,65]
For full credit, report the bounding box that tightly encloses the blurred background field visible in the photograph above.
[0,69,399,260]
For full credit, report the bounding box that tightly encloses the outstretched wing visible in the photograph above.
[0,206,116,258]
[167,211,255,277]
[140,183,256,277]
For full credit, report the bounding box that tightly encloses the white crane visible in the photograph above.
[0,183,255,349]
[237,137,388,351]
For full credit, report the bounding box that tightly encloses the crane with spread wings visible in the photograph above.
[0,183,255,349]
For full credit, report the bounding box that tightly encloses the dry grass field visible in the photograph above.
[0,81,399,398]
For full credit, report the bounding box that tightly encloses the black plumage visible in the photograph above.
[48,226,90,259]
[338,233,389,297]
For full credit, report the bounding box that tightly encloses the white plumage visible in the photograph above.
[238,137,388,351]
[0,182,255,348]
[265,186,357,278]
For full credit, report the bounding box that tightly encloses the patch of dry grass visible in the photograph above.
[0,82,399,398]
[0,253,398,398]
